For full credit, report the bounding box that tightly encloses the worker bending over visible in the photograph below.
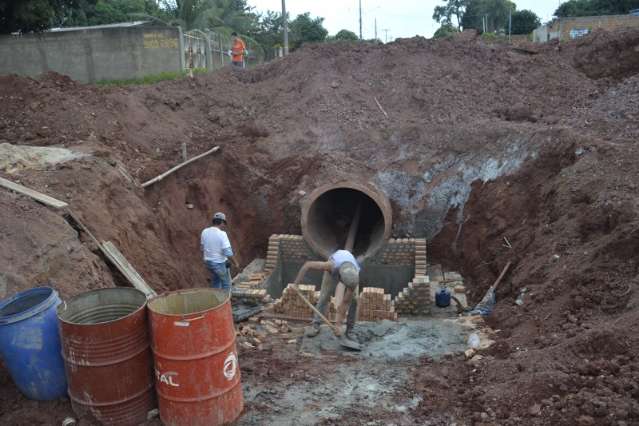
[201,212,239,291]
[294,249,360,341]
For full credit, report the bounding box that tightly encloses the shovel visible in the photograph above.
[290,284,362,351]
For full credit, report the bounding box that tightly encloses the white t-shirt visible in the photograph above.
[329,250,360,273]
[201,227,231,263]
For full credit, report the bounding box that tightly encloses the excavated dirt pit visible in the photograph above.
[2,28,639,425]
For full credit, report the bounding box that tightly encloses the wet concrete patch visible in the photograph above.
[240,318,477,425]
[241,360,418,426]
[300,318,472,361]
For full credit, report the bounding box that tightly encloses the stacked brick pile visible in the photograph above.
[357,287,397,321]
[414,238,427,277]
[264,235,281,274]
[272,284,319,320]
[278,234,315,261]
[376,238,417,266]
[232,288,268,302]
[394,277,432,315]
[232,271,270,302]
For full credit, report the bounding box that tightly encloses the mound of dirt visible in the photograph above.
[573,27,639,80]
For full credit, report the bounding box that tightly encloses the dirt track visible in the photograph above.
[1,28,639,424]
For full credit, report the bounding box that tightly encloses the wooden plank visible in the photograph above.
[0,176,68,209]
[101,241,157,298]
[141,146,220,188]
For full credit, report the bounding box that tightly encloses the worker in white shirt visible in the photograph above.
[201,212,239,291]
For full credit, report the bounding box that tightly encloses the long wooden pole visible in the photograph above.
[290,285,340,335]
[491,261,512,291]
[141,146,219,188]
[344,201,362,252]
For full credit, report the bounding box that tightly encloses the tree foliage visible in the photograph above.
[433,0,469,29]
[288,12,328,49]
[510,9,540,34]
[554,0,639,17]
[433,23,460,38]
[461,0,515,32]
[0,0,92,33]
[334,29,358,41]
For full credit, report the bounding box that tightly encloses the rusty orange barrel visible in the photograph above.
[148,288,243,426]
[57,288,156,425]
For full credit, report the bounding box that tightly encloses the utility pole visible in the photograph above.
[382,28,390,43]
[374,18,377,41]
[508,9,512,42]
[359,0,363,40]
[282,0,289,55]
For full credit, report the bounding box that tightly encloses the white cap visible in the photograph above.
[338,262,359,289]
[213,212,227,222]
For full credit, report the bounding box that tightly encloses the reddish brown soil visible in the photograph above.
[1,28,639,424]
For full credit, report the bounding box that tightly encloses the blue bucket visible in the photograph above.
[0,287,68,400]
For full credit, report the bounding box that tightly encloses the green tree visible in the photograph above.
[554,0,639,17]
[461,0,515,32]
[0,0,93,33]
[334,29,358,40]
[161,0,257,31]
[250,10,282,45]
[433,23,460,38]
[289,12,328,49]
[510,9,539,34]
[433,0,469,29]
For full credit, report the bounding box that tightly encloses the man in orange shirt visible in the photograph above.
[230,32,246,69]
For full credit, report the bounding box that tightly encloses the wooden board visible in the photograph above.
[101,241,157,298]
[141,146,219,188]
[0,177,68,209]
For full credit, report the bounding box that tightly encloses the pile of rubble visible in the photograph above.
[236,317,296,350]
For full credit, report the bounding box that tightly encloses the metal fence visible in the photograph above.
[182,29,264,71]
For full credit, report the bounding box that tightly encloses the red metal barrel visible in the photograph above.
[57,288,156,425]
[148,288,243,426]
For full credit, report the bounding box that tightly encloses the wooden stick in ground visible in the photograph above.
[374,97,389,118]
[491,261,512,291]
[290,284,340,335]
[141,146,220,188]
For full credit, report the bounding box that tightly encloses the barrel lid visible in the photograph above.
[0,287,59,325]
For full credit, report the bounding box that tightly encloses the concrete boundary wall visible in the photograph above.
[533,14,639,42]
[0,25,182,83]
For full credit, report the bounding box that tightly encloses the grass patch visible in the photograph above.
[96,68,208,86]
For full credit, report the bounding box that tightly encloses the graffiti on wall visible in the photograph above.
[143,32,178,49]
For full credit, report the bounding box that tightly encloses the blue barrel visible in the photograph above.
[435,287,451,308]
[0,287,67,400]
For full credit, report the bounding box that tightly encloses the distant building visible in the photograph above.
[532,13,639,42]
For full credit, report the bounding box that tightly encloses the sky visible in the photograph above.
[248,0,562,40]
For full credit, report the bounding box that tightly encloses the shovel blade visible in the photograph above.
[339,336,362,351]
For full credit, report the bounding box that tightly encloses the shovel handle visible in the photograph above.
[290,284,341,335]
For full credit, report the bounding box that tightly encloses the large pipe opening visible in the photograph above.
[301,182,392,260]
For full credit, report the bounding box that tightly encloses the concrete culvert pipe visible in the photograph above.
[301,182,392,260]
